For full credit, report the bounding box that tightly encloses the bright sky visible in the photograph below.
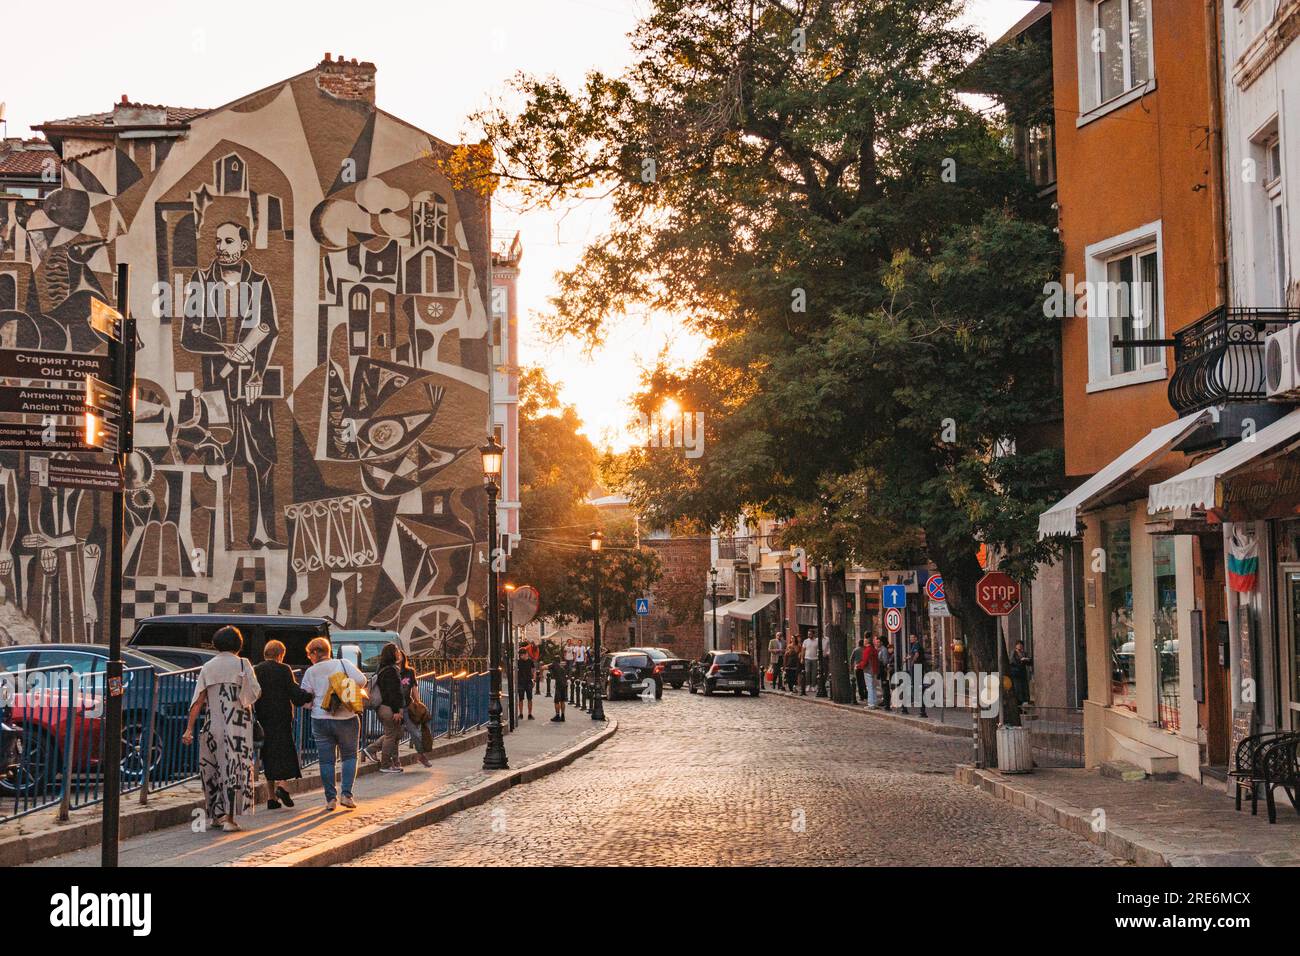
[3,0,1036,450]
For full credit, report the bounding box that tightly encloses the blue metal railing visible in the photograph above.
[0,664,491,826]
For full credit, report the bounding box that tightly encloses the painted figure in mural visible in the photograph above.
[181,222,281,548]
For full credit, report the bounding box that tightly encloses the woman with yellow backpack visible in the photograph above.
[298,636,368,811]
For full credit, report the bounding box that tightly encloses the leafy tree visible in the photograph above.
[478,0,1062,762]
[509,368,663,636]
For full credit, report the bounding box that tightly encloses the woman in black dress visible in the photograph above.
[254,639,314,809]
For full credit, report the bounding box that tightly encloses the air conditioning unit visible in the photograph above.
[1265,326,1300,399]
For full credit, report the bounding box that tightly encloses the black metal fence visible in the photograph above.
[1169,306,1300,413]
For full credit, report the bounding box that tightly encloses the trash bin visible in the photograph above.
[996,724,1033,774]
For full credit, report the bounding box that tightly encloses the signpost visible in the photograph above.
[0,348,111,383]
[885,607,903,633]
[975,571,1021,617]
[882,584,907,609]
[925,574,945,602]
[635,597,650,616]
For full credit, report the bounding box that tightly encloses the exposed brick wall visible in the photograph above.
[640,537,709,659]
[316,53,376,105]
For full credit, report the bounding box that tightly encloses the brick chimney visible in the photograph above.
[316,53,376,105]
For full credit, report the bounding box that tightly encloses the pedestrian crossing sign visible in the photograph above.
[635,597,650,615]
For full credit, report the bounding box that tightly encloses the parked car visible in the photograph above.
[127,614,331,666]
[597,651,663,701]
[689,650,760,697]
[628,646,689,689]
[0,644,192,796]
[332,629,410,673]
[131,646,219,671]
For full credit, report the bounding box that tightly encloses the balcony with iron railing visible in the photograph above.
[1163,306,1300,414]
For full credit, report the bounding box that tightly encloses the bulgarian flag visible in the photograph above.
[1228,533,1258,593]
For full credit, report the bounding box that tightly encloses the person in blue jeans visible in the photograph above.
[298,637,366,811]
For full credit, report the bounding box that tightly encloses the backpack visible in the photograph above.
[364,665,394,711]
[323,661,368,716]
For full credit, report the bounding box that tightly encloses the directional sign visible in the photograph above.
[0,384,86,418]
[976,571,1021,617]
[84,375,122,416]
[635,597,650,616]
[882,584,907,609]
[0,422,97,452]
[0,348,111,383]
[89,298,123,341]
[83,411,119,452]
[925,574,946,602]
[885,607,903,633]
[32,457,124,492]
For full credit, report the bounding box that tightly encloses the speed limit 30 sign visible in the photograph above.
[885,607,903,633]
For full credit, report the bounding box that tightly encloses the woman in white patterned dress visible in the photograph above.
[181,626,261,832]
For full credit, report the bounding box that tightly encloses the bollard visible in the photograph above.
[545,671,552,698]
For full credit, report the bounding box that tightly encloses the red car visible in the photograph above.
[0,645,185,799]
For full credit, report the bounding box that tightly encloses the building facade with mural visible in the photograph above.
[0,56,493,655]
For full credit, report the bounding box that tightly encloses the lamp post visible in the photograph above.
[710,567,719,652]
[481,435,509,770]
[504,582,516,730]
[816,564,828,698]
[589,531,606,721]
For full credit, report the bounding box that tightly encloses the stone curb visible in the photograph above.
[955,765,1180,866]
[0,729,487,867]
[767,688,972,738]
[262,719,619,867]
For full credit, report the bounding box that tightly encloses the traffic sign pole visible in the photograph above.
[100,264,135,869]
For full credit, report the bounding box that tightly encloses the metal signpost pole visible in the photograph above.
[101,264,134,868]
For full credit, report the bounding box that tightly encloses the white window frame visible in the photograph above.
[1263,132,1288,305]
[1085,221,1167,392]
[1076,0,1156,126]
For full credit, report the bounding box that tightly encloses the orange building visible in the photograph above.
[1039,0,1233,780]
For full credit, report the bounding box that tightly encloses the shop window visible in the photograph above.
[1104,519,1136,713]
[1152,537,1179,731]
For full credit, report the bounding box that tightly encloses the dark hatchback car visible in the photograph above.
[598,651,664,701]
[628,646,689,689]
[689,650,760,697]
[128,614,331,667]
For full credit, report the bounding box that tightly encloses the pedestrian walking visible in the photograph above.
[181,625,262,832]
[361,643,407,772]
[783,639,800,694]
[298,637,366,810]
[397,648,433,768]
[861,634,879,708]
[875,635,893,711]
[517,645,536,720]
[253,639,314,810]
[549,660,568,722]
[850,637,866,702]
[901,633,928,717]
[800,630,818,695]
[767,632,784,690]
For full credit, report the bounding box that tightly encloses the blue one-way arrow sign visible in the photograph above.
[883,584,907,609]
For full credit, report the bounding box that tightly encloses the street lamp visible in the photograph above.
[589,530,606,721]
[504,582,517,729]
[481,435,509,770]
[709,567,719,652]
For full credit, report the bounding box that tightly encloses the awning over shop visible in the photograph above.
[1037,410,1212,539]
[724,592,780,621]
[703,601,745,622]
[1148,408,1300,513]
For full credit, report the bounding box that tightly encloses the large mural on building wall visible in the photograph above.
[0,65,491,653]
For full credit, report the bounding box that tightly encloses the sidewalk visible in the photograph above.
[958,765,1300,866]
[764,685,974,737]
[16,712,611,867]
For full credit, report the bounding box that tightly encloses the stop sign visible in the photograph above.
[976,571,1021,616]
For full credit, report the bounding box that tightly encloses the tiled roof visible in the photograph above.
[0,140,60,177]
[39,103,207,129]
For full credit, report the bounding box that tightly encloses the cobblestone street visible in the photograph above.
[346,688,1124,866]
